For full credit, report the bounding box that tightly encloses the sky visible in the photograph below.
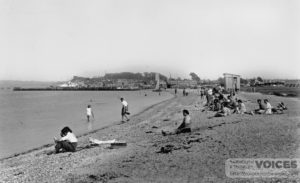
[0,0,299,81]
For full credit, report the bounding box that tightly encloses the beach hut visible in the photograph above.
[223,73,240,92]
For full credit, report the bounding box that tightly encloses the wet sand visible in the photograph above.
[0,92,300,183]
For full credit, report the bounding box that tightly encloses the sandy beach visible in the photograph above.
[0,91,300,183]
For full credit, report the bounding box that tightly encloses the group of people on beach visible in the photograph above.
[254,99,287,115]
[54,87,288,154]
[54,97,130,154]
[201,87,288,117]
[86,98,130,123]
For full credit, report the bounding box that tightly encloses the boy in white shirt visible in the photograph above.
[86,105,94,122]
[54,126,78,153]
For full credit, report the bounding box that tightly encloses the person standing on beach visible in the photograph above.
[54,126,78,153]
[86,105,94,122]
[120,98,130,122]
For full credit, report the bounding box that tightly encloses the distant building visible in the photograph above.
[223,73,240,91]
[58,81,78,88]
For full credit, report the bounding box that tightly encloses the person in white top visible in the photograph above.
[120,98,130,122]
[162,109,192,135]
[264,99,272,114]
[86,105,94,122]
[237,99,247,114]
[54,126,78,153]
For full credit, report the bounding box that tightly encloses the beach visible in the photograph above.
[0,91,300,182]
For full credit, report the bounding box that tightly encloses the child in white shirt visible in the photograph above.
[86,105,94,122]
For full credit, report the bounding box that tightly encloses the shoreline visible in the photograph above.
[12,87,141,91]
[0,93,175,161]
[1,91,299,182]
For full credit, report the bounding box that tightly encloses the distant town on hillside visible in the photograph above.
[52,72,300,90]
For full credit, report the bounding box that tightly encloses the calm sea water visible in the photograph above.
[0,90,173,158]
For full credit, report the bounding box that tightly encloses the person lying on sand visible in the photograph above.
[54,126,78,153]
[162,109,191,135]
[272,102,288,114]
[277,102,287,110]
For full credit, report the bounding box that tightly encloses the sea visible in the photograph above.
[0,90,173,159]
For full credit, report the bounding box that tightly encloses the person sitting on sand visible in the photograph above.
[237,99,246,114]
[214,103,231,117]
[202,94,216,112]
[227,96,237,108]
[205,89,214,106]
[120,98,130,122]
[162,109,191,135]
[54,126,78,153]
[218,92,225,102]
[264,99,272,114]
[225,96,238,113]
[254,99,266,114]
[212,99,222,111]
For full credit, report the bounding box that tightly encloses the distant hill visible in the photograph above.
[0,80,63,89]
[103,72,168,81]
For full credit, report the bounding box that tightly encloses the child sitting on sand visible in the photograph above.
[162,109,191,135]
[54,126,78,153]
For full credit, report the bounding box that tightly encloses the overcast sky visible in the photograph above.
[0,0,299,81]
